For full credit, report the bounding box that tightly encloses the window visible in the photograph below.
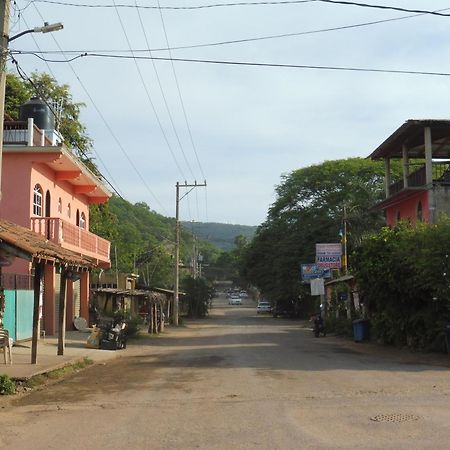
[67,203,71,218]
[417,201,423,221]
[58,197,62,213]
[33,185,43,216]
[397,210,401,223]
[79,212,86,229]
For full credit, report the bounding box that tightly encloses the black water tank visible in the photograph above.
[19,97,54,130]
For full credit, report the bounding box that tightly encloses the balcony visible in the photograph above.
[31,217,111,267]
[388,163,450,196]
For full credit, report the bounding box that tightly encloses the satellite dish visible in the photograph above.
[73,316,88,331]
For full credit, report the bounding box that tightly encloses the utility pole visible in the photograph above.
[0,1,10,202]
[173,181,206,326]
[342,205,348,275]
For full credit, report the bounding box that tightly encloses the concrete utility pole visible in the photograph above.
[0,0,10,202]
[173,181,206,326]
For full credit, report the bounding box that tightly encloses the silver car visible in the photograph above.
[257,301,272,314]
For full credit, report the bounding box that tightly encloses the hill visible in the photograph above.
[181,222,258,251]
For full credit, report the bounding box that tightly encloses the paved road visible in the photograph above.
[1,293,450,449]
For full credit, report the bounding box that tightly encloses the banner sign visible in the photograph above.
[310,277,325,296]
[301,264,331,282]
[315,243,342,269]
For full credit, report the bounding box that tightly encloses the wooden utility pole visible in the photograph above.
[57,268,67,355]
[173,181,206,326]
[0,0,9,202]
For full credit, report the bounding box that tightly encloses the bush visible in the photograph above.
[0,374,16,395]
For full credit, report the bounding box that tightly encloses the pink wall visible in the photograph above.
[385,191,429,227]
[1,152,90,229]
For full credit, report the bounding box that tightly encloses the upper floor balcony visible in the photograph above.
[388,163,450,197]
[4,119,60,147]
[31,217,111,268]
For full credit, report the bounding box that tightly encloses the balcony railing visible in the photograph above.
[388,163,450,196]
[4,120,53,146]
[31,217,110,264]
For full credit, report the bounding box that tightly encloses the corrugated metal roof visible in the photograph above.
[369,119,450,159]
[0,218,95,267]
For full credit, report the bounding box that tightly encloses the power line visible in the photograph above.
[133,0,199,182]
[155,0,207,186]
[10,7,450,56]
[112,0,189,182]
[28,0,450,16]
[9,55,125,199]
[27,0,170,214]
[16,51,450,78]
[12,7,450,56]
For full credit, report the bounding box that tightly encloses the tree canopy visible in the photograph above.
[241,158,396,310]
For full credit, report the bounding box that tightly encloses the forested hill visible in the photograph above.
[181,221,258,250]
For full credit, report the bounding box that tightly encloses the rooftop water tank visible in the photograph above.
[19,97,55,130]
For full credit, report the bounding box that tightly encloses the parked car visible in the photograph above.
[256,301,272,314]
[239,291,248,298]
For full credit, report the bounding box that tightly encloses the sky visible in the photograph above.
[8,0,450,226]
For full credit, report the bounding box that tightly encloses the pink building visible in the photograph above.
[369,120,450,226]
[1,98,111,335]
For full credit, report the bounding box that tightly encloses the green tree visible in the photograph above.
[352,219,450,351]
[182,276,214,318]
[241,158,397,313]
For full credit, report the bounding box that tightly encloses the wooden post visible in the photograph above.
[160,303,165,332]
[57,268,67,355]
[31,262,43,364]
[153,303,158,334]
[148,302,154,334]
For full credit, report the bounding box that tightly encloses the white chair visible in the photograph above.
[0,329,13,364]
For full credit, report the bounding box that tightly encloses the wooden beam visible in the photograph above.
[0,241,32,261]
[55,170,81,181]
[31,262,43,364]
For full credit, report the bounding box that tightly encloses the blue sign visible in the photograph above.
[301,264,332,282]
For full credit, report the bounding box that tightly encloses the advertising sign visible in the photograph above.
[315,243,342,269]
[301,264,331,282]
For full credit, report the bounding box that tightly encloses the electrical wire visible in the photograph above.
[16,51,450,78]
[155,0,207,201]
[9,55,125,199]
[112,0,189,182]
[133,0,198,182]
[27,1,170,214]
[25,3,126,200]
[28,0,450,16]
[12,8,450,55]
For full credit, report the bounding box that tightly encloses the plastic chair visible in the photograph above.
[0,329,13,364]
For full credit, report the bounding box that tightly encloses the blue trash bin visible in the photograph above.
[353,319,369,342]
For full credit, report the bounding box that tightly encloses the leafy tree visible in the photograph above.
[182,275,214,317]
[241,158,398,314]
[5,72,92,160]
[352,219,450,351]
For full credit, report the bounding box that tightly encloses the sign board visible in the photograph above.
[315,243,342,269]
[310,278,325,296]
[301,264,331,282]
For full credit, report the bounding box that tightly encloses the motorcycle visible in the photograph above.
[99,318,128,350]
[312,314,326,338]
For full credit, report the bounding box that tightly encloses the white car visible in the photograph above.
[229,295,242,305]
[257,301,272,314]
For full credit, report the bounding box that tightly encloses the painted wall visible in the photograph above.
[1,151,90,230]
[2,289,34,342]
[385,191,429,227]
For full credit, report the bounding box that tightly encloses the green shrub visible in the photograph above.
[0,374,16,395]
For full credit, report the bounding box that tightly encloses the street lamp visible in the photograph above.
[9,22,64,42]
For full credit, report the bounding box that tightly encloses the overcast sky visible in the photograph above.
[8,0,450,226]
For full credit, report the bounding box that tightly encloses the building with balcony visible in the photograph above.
[369,120,450,226]
[1,98,112,336]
